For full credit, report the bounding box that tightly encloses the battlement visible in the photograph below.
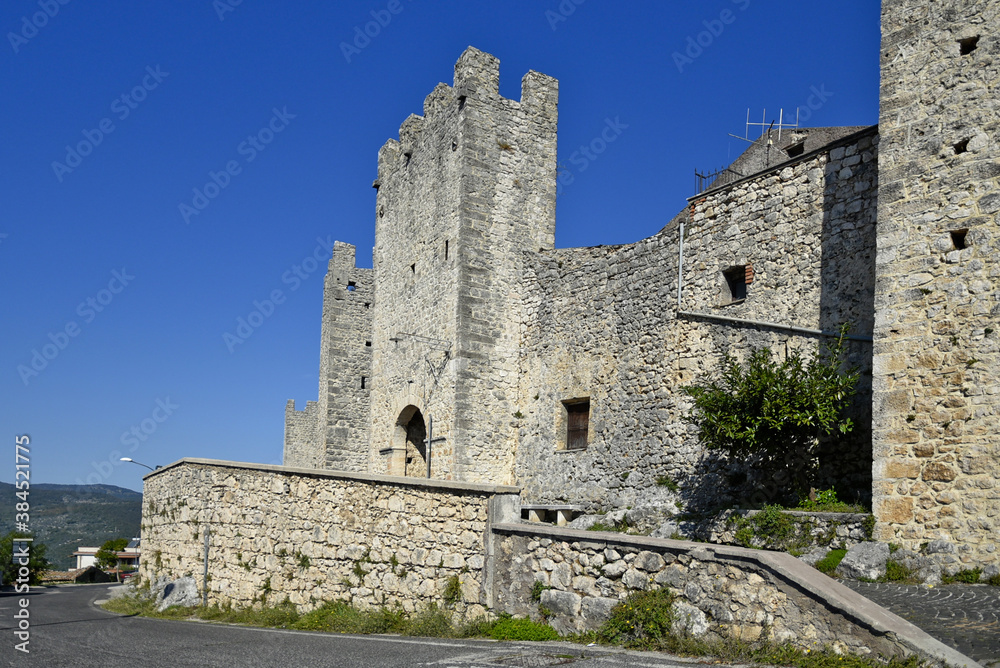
[376,46,558,183]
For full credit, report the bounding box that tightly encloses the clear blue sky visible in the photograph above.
[2,0,880,493]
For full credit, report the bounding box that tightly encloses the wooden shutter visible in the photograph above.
[566,401,589,450]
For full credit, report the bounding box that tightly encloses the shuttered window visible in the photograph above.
[565,400,590,450]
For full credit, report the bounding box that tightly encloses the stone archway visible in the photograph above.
[391,405,426,477]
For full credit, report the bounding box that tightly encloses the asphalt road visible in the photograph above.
[0,584,731,668]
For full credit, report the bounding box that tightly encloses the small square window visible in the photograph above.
[723,265,748,303]
[347,281,356,292]
[563,399,590,450]
[951,229,968,250]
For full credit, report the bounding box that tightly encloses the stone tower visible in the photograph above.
[285,242,373,470]
[873,0,999,565]
[367,47,558,482]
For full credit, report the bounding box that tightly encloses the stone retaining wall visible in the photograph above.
[492,523,972,667]
[692,510,873,551]
[140,459,518,616]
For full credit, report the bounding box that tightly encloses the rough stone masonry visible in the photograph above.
[278,3,998,569]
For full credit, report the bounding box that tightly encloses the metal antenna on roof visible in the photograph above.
[731,108,800,144]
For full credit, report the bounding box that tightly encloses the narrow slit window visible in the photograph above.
[361,376,367,389]
[564,399,590,450]
[951,229,968,250]
[444,240,449,261]
[410,263,416,274]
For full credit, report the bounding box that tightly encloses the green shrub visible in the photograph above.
[942,568,982,585]
[683,325,859,496]
[443,575,462,605]
[731,505,800,550]
[530,579,550,602]
[489,616,559,641]
[814,549,846,575]
[598,588,674,648]
[796,488,866,513]
[881,560,916,583]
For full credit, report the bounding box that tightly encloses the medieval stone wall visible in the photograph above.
[140,459,519,615]
[492,523,956,664]
[139,460,963,665]
[368,47,557,484]
[283,399,319,468]
[872,0,1000,567]
[284,242,372,471]
[515,129,878,512]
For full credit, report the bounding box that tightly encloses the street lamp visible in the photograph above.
[120,457,159,472]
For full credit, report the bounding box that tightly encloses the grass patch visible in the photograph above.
[814,549,846,575]
[941,568,982,585]
[104,588,924,667]
[489,616,559,641]
[655,475,680,492]
[880,560,918,583]
[795,488,867,514]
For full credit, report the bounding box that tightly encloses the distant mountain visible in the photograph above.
[0,482,142,570]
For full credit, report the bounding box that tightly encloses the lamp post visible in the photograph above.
[120,457,159,472]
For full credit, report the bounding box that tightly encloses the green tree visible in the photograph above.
[95,538,129,570]
[683,326,859,497]
[0,532,51,586]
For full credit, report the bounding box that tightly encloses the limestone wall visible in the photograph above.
[873,0,1000,567]
[283,242,373,471]
[492,523,961,665]
[367,47,558,484]
[515,129,878,512]
[140,459,518,614]
[283,399,319,468]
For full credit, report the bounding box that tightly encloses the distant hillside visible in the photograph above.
[0,482,142,570]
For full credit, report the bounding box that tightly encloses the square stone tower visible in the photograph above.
[367,47,558,483]
[873,0,999,565]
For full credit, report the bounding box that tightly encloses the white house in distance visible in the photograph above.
[73,538,140,571]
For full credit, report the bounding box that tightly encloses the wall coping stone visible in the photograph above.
[493,523,979,668]
[144,457,521,495]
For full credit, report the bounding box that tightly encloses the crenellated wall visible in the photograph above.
[872,0,1000,567]
[284,242,373,471]
[367,46,558,484]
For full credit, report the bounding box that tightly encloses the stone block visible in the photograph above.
[838,542,889,580]
[885,460,921,479]
[877,496,914,524]
[922,463,957,482]
[540,588,581,617]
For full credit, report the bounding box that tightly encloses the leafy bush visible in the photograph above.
[731,505,803,550]
[814,549,846,575]
[489,616,559,641]
[683,326,859,495]
[598,588,674,648]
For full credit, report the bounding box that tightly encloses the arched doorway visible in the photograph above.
[392,405,426,477]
